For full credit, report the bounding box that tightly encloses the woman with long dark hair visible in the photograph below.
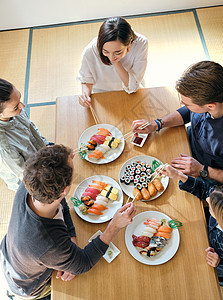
[77,17,148,107]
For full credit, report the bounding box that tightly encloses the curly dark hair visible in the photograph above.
[210,185,223,228]
[0,78,14,113]
[97,17,137,65]
[23,145,73,204]
[176,61,223,105]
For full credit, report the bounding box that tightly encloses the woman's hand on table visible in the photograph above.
[100,203,136,245]
[132,119,157,134]
[79,93,91,108]
[205,247,220,268]
[56,270,76,281]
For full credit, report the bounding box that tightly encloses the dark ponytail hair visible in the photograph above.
[97,17,137,65]
[0,78,13,113]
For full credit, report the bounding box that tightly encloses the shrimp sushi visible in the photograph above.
[92,181,107,189]
[97,128,112,136]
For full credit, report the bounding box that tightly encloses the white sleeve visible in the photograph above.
[0,149,24,191]
[77,47,96,85]
[123,39,148,94]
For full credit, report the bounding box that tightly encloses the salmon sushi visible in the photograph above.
[87,208,103,215]
[154,232,171,239]
[91,204,108,211]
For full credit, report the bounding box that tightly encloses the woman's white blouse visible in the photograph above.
[77,33,148,93]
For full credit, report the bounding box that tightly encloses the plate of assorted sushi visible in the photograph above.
[78,124,125,164]
[119,155,169,201]
[72,175,123,223]
[125,211,180,265]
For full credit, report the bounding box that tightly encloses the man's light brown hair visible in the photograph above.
[176,61,223,106]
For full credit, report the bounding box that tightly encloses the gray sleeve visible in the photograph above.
[0,148,24,191]
[40,236,108,275]
[30,120,49,145]
[61,198,76,237]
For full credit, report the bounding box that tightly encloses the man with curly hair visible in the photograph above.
[0,145,136,299]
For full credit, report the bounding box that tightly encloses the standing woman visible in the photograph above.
[78,17,148,107]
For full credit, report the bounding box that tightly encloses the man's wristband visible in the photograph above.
[157,118,164,129]
[154,119,161,132]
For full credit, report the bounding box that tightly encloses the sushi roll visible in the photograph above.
[136,183,142,190]
[140,177,145,183]
[141,162,146,167]
[120,175,125,183]
[124,178,131,185]
[136,164,141,170]
[134,178,139,185]
[131,167,136,172]
[131,162,136,167]
[136,169,141,175]
[135,175,140,180]
[126,164,132,170]
[130,176,134,182]
[141,172,146,177]
[141,167,146,172]
[146,169,151,175]
[130,171,135,176]
[146,163,150,169]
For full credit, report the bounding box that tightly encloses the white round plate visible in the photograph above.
[125,211,180,265]
[78,124,125,164]
[73,175,123,223]
[119,155,169,201]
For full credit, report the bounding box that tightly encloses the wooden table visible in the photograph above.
[54,88,221,300]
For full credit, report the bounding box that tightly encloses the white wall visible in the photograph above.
[0,0,222,30]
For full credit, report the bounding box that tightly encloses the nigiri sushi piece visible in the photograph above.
[157,225,173,233]
[97,128,112,136]
[88,150,105,159]
[147,219,161,226]
[143,226,157,234]
[89,184,104,190]
[96,144,110,154]
[94,199,108,207]
[90,135,106,144]
[141,231,153,238]
[85,187,101,195]
[82,191,97,200]
[87,208,103,215]
[91,204,108,210]
[92,181,107,189]
[154,232,171,239]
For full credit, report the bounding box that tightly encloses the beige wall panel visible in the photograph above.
[128,12,207,88]
[28,23,102,103]
[30,105,56,143]
[0,29,29,97]
[196,6,223,65]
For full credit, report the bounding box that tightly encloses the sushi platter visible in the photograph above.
[125,211,180,265]
[73,175,123,223]
[78,124,125,164]
[119,155,169,201]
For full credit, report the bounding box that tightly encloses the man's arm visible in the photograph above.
[132,110,185,134]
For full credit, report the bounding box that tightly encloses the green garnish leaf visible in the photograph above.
[151,160,162,173]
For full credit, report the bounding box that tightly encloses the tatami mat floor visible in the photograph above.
[0,5,223,295]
